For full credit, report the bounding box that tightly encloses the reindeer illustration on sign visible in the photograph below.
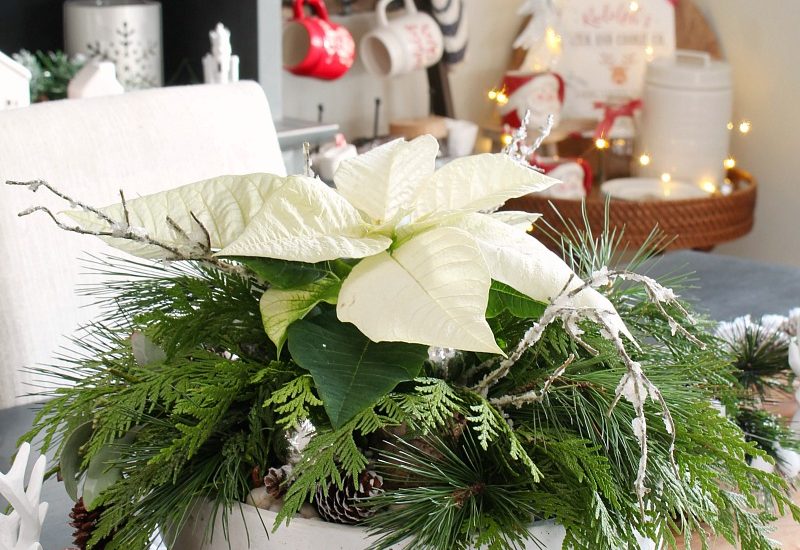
[601,52,637,85]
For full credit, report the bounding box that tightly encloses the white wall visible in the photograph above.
[675,0,800,266]
[282,0,525,137]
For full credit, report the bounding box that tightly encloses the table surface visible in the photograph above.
[3,250,800,549]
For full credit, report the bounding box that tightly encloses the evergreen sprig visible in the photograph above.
[364,432,542,550]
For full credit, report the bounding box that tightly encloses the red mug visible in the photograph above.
[283,0,355,80]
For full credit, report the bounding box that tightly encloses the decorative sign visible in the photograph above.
[556,0,675,119]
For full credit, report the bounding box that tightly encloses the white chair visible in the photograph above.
[0,81,286,408]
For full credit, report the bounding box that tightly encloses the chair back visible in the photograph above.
[0,81,286,407]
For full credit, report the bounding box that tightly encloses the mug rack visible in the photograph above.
[282,0,410,16]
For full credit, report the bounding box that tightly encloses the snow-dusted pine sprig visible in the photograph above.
[716,313,794,394]
[473,266,701,510]
[5,179,247,278]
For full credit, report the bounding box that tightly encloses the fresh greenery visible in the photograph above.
[12,49,85,102]
[10,138,800,550]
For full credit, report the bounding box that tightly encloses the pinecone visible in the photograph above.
[263,464,293,498]
[68,497,110,550]
[314,470,384,524]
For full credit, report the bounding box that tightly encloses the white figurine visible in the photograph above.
[0,50,32,110]
[67,60,124,99]
[0,442,49,550]
[202,23,240,84]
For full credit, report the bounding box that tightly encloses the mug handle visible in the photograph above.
[293,0,332,22]
[374,0,418,26]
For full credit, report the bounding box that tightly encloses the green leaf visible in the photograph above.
[486,281,547,319]
[59,421,93,501]
[259,274,342,353]
[232,256,331,289]
[130,331,166,365]
[83,430,138,510]
[287,310,428,428]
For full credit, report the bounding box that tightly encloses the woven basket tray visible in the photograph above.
[504,168,757,252]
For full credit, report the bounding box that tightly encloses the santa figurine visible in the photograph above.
[499,71,564,133]
[532,156,592,199]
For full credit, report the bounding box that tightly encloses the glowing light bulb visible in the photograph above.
[500,133,513,146]
[496,92,509,106]
[700,180,717,194]
[723,157,736,170]
[595,138,609,150]
[487,89,497,101]
[738,120,752,134]
[727,121,734,130]
[638,153,651,166]
[545,27,562,52]
[644,45,655,60]
[629,1,640,12]
[660,173,672,183]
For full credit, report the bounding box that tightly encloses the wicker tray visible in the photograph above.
[504,168,757,252]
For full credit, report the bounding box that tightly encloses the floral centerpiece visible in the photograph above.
[8,134,800,550]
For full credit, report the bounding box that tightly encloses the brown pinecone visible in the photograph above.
[314,470,384,524]
[68,497,110,550]
[263,464,293,498]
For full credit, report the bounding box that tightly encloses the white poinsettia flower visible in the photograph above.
[218,135,631,354]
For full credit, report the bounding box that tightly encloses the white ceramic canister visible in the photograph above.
[64,0,163,90]
[635,50,732,187]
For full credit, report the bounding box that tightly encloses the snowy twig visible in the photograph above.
[502,111,554,164]
[6,179,247,278]
[490,354,575,408]
[472,274,578,395]
[473,266,694,511]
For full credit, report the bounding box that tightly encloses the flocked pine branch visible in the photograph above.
[5,179,247,278]
[472,264,698,510]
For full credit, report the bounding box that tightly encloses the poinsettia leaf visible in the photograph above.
[334,135,439,222]
[486,281,547,319]
[489,210,542,232]
[454,213,633,341]
[59,421,93,502]
[65,173,288,259]
[337,227,504,355]
[412,154,558,217]
[260,274,342,354]
[287,310,427,428]
[218,175,392,262]
[231,256,331,289]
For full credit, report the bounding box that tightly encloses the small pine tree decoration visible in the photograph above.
[12,49,85,102]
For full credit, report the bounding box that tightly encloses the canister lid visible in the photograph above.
[646,50,732,90]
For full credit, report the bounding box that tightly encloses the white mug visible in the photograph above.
[360,0,444,77]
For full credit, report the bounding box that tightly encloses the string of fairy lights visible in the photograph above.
[486,0,752,193]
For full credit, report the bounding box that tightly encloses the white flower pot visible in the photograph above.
[171,500,656,549]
